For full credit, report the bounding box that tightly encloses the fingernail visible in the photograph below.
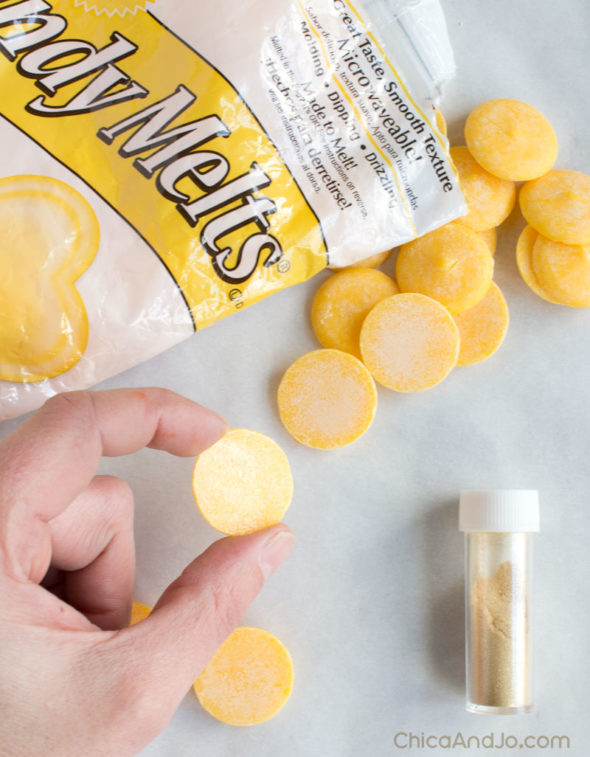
[205,412,229,445]
[258,528,294,580]
[213,412,229,437]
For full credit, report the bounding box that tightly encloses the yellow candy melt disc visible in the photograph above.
[515,226,560,304]
[531,235,590,308]
[277,349,377,449]
[455,225,497,255]
[478,227,497,256]
[194,627,293,726]
[519,169,590,246]
[0,175,99,382]
[453,282,509,366]
[130,602,152,625]
[360,293,460,392]
[451,146,516,231]
[311,269,399,357]
[465,98,558,181]
[192,429,293,535]
[396,223,494,314]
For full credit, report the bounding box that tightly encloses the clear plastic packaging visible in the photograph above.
[0,0,465,419]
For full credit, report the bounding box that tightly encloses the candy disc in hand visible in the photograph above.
[192,429,293,535]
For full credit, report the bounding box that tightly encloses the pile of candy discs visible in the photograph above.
[277,97,590,451]
[129,98,590,728]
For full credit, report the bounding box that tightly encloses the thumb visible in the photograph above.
[112,524,293,727]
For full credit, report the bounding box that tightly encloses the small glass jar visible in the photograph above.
[459,490,540,714]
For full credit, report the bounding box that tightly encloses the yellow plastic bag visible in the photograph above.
[0,0,465,418]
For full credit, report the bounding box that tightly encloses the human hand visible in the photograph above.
[0,389,294,757]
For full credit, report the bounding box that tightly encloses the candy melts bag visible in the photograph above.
[0,0,466,419]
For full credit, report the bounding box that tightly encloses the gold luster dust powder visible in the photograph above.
[470,560,530,708]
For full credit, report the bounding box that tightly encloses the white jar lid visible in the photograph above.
[459,489,540,532]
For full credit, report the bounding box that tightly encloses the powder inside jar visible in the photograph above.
[469,559,530,709]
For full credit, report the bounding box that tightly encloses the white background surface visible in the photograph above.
[1,1,589,755]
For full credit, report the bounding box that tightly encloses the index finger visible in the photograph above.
[0,388,227,527]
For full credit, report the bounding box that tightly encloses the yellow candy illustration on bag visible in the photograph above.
[0,175,99,382]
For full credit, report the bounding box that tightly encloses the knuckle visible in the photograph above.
[119,679,169,739]
[95,476,135,524]
[116,659,176,740]
[41,392,100,456]
[43,390,95,421]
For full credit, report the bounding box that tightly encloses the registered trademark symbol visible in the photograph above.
[277,259,291,273]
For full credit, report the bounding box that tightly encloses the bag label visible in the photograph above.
[0,0,327,327]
